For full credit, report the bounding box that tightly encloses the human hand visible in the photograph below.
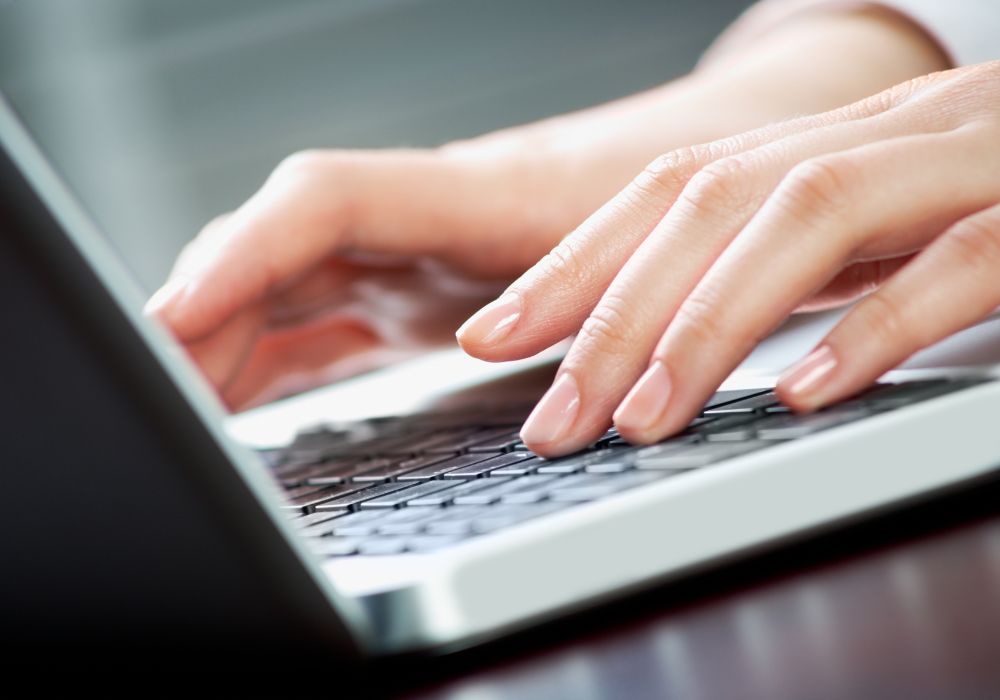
[143,146,594,409]
[458,62,1000,457]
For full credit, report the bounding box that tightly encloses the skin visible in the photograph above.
[462,61,1000,456]
[147,8,957,440]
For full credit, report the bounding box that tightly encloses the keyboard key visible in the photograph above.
[704,388,771,409]
[325,509,397,537]
[351,453,459,483]
[282,482,370,512]
[357,538,408,556]
[315,481,420,511]
[425,502,569,535]
[704,391,780,414]
[298,517,352,538]
[396,453,497,481]
[303,457,402,485]
[424,426,522,454]
[368,480,463,507]
[583,461,634,474]
[635,441,768,470]
[444,452,534,478]
[754,408,868,440]
[467,430,525,453]
[692,414,760,441]
[308,538,361,557]
[291,511,346,527]
[379,508,451,536]
[406,535,467,553]
[490,456,545,476]
[548,471,663,502]
[405,478,506,506]
[501,473,596,504]
[453,475,560,505]
[535,454,597,475]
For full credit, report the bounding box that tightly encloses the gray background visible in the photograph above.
[0,0,752,291]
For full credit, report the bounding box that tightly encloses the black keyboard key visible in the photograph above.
[467,430,525,453]
[635,441,768,469]
[282,482,370,512]
[314,481,419,511]
[396,453,496,481]
[490,456,545,476]
[351,453,459,483]
[704,388,771,409]
[444,452,535,478]
[704,391,780,414]
[366,480,462,507]
[290,511,345,527]
[424,426,522,454]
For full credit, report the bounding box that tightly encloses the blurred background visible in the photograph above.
[0,0,752,291]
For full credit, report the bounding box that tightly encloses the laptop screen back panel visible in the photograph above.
[0,100,366,660]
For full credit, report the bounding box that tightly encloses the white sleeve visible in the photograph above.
[702,0,1000,68]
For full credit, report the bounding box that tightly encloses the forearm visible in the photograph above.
[445,7,949,238]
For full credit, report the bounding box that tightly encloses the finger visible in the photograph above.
[514,107,942,455]
[222,315,382,410]
[614,128,1000,445]
[777,201,1000,410]
[146,150,481,343]
[184,304,265,392]
[457,93,904,363]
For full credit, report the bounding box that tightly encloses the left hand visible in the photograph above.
[457,62,1000,457]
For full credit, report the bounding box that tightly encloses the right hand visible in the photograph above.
[144,145,599,410]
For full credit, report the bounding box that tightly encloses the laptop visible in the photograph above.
[4,87,1000,664]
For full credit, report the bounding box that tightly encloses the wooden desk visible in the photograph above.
[384,476,1000,699]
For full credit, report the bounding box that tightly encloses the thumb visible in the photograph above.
[145,149,473,342]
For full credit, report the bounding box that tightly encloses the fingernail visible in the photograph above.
[456,292,521,347]
[614,361,672,432]
[144,276,190,316]
[520,372,581,446]
[780,345,838,407]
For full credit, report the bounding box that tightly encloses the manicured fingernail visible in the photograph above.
[144,276,190,316]
[614,361,672,432]
[456,292,521,347]
[520,372,581,446]
[780,345,838,406]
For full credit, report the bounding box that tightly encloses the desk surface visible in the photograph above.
[381,477,1000,700]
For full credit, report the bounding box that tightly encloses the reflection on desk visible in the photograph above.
[402,479,1000,700]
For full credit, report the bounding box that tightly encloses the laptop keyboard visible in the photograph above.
[263,378,985,558]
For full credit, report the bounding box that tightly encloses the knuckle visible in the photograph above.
[670,292,732,350]
[946,215,1000,270]
[273,149,328,177]
[537,236,589,289]
[857,292,926,350]
[676,156,756,218]
[629,148,707,207]
[774,157,855,227]
[575,297,635,354]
